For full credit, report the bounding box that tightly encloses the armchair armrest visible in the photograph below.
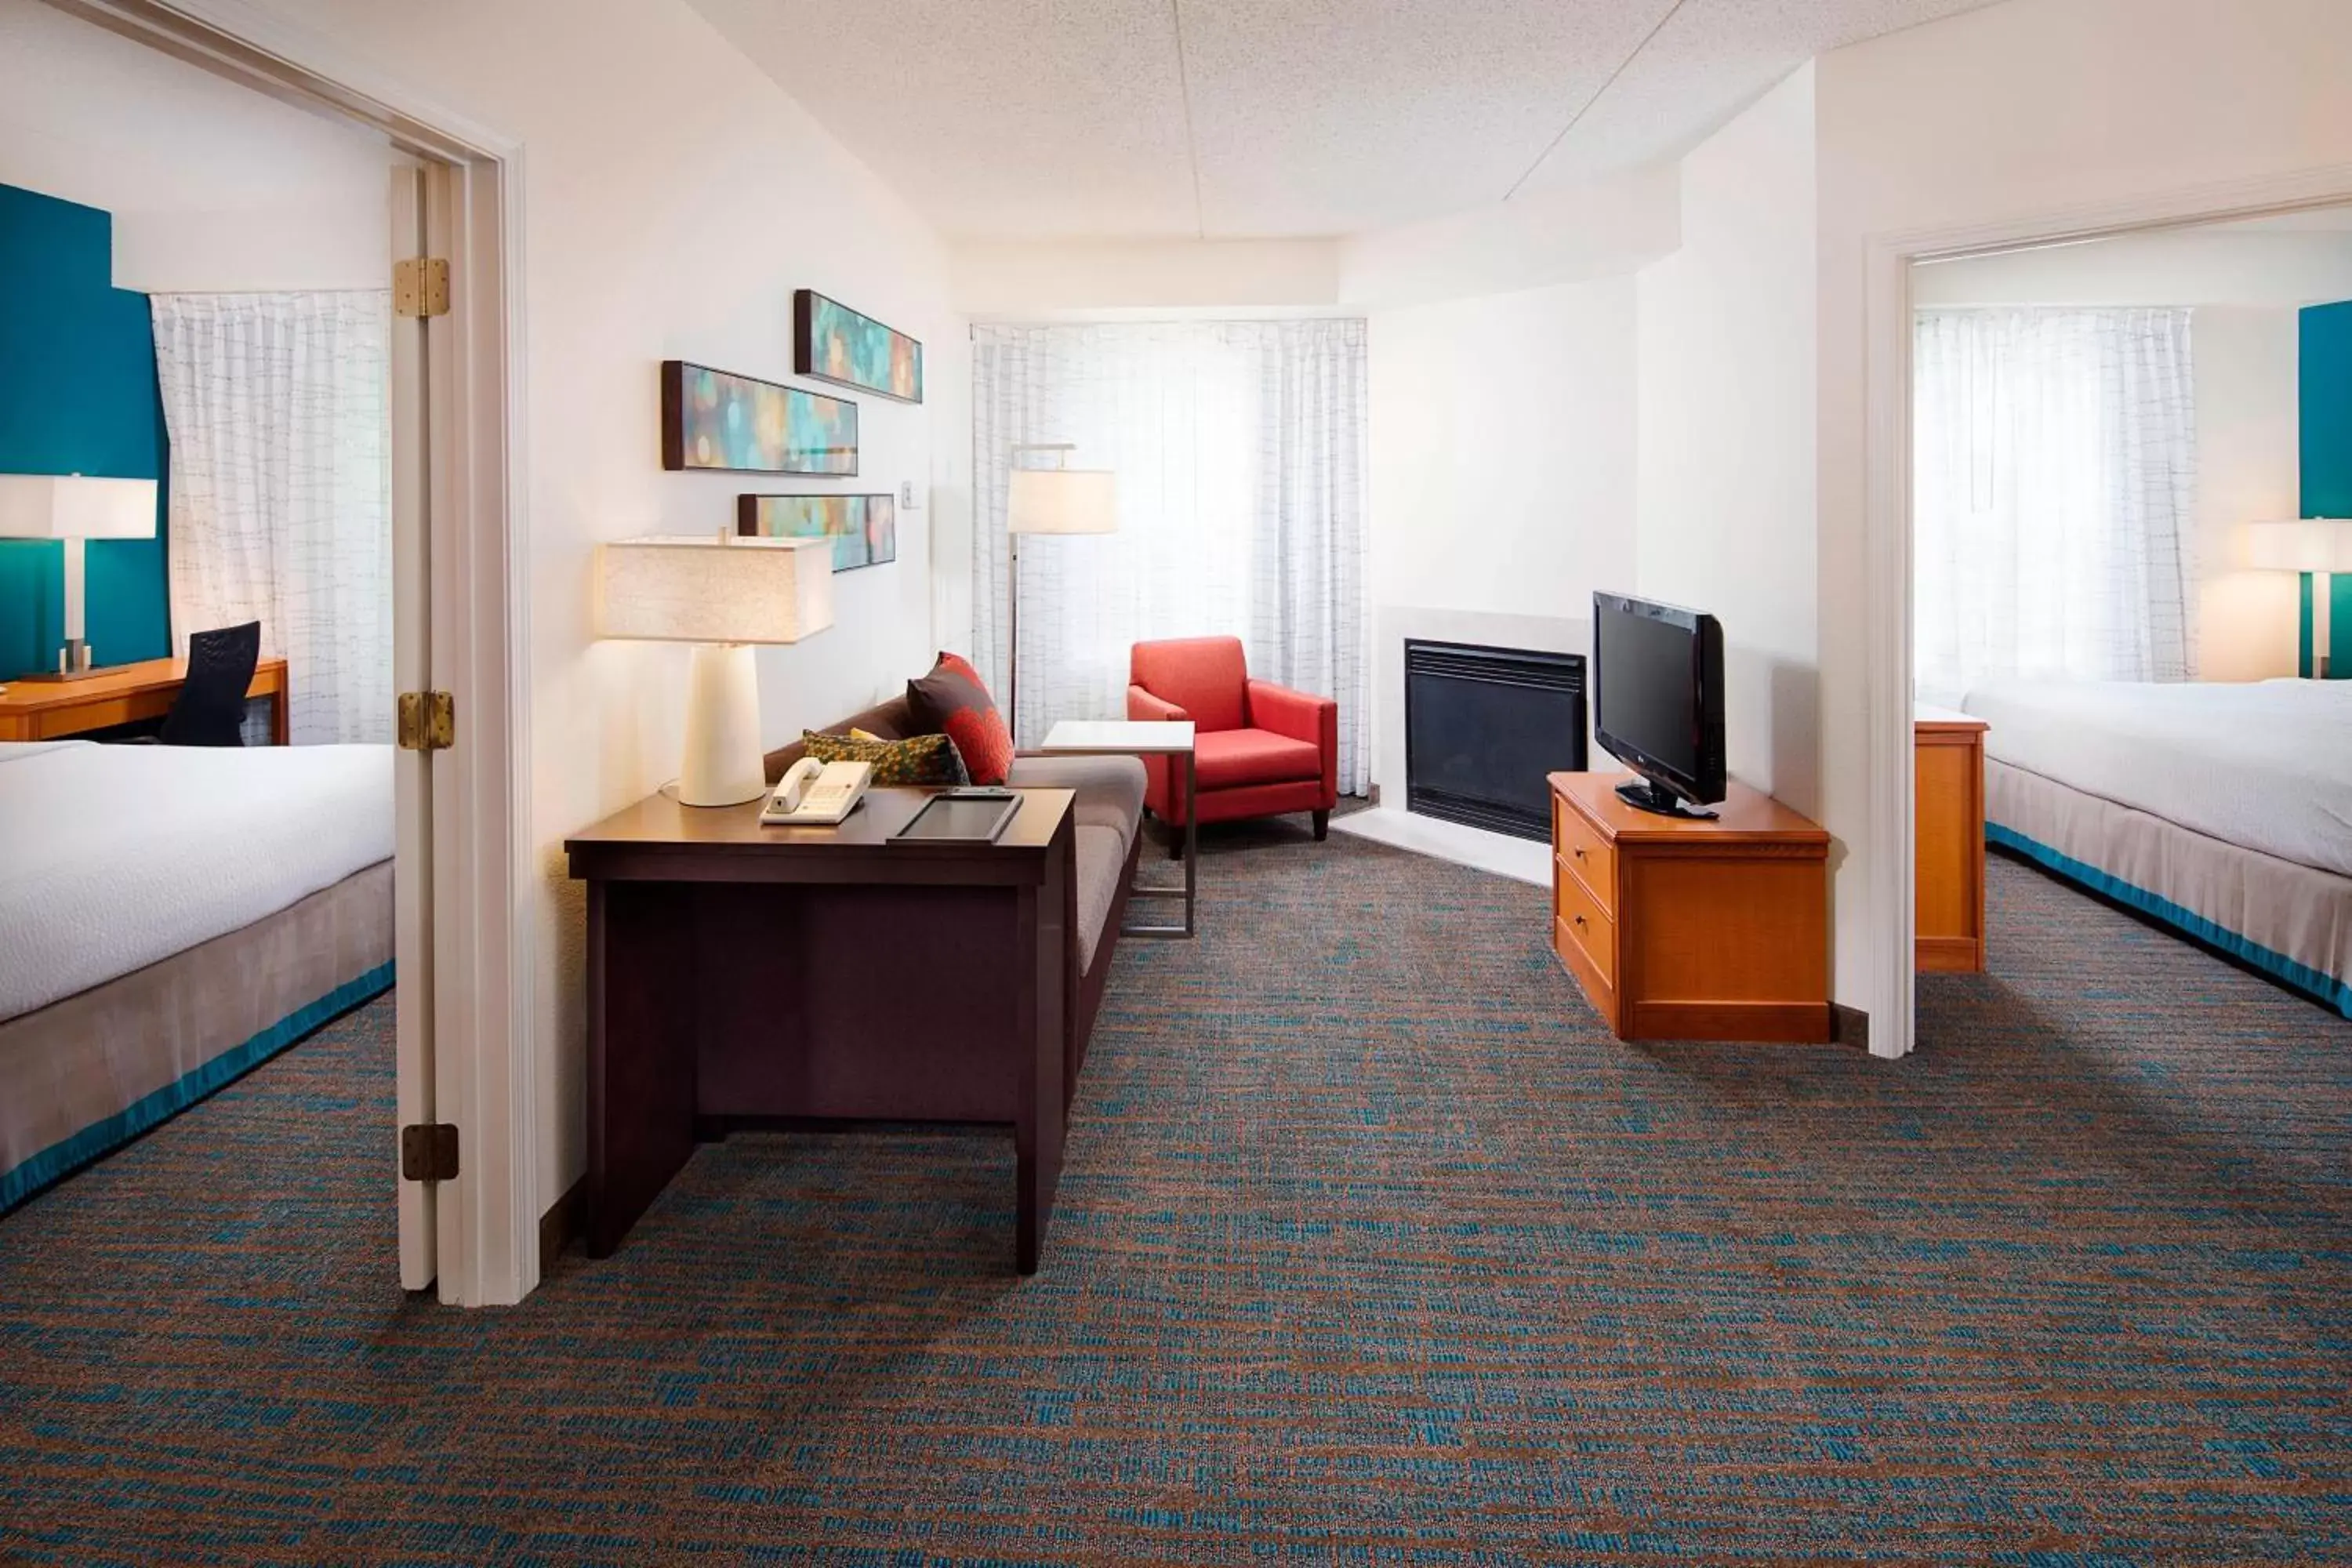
[1127,684,1189,724]
[1247,679,1338,805]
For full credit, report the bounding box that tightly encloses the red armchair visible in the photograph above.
[1127,636,1338,854]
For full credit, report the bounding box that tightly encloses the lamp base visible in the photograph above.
[17,641,100,683]
[677,642,767,807]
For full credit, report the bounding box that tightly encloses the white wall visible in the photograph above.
[1915,229,2350,681]
[220,0,965,1220]
[1338,165,1680,308]
[953,238,1339,317]
[1635,66,1821,814]
[1810,0,2352,1011]
[1364,275,1639,796]
[0,0,390,291]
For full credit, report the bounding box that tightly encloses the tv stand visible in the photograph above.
[1549,772,1831,1044]
[1614,777,1719,820]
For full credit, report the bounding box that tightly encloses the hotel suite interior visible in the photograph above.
[1,0,2348,1560]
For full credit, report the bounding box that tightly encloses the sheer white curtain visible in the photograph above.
[1914,307,2196,703]
[151,292,393,744]
[973,320,1369,791]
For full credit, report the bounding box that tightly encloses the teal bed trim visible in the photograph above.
[1,960,394,1216]
[1987,825,2352,1018]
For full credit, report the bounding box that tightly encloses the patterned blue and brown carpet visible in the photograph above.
[3,828,2349,1565]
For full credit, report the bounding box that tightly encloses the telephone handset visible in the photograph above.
[760,758,873,826]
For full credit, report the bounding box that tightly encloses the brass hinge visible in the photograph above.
[397,690,455,752]
[393,256,450,318]
[401,1123,459,1182]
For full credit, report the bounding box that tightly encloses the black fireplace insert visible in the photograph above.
[1403,640,1587,841]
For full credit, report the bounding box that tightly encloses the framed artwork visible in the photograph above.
[661,360,858,474]
[794,289,923,404]
[737,492,897,572]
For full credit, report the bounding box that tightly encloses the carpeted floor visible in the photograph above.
[3,826,2349,1565]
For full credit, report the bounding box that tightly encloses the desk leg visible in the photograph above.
[586,880,699,1258]
[270,687,289,746]
[1014,870,1066,1274]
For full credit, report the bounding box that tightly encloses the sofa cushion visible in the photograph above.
[907,654,1014,785]
[1005,753,1145,853]
[1072,824,1127,975]
[1131,637,1248,734]
[1193,726,1323,790]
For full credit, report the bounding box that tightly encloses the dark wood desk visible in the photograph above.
[0,655,289,743]
[564,785,1076,1272]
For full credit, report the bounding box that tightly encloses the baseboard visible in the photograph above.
[1624,1000,1833,1044]
[1830,1002,1870,1052]
[539,1175,586,1273]
[1914,936,1982,972]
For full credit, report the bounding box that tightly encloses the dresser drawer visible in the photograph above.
[1553,863,1617,988]
[1553,798,1617,913]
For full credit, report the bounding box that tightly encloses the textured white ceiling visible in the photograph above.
[688,0,2004,240]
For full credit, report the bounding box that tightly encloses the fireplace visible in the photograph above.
[1404,640,1587,841]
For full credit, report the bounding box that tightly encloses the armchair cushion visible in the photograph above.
[1193,727,1323,791]
[1130,637,1247,734]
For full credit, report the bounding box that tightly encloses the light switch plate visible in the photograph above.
[899,481,922,510]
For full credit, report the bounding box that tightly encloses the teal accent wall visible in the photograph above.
[0,183,169,678]
[2300,299,2352,678]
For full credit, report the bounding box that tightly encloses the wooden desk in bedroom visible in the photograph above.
[0,655,289,744]
[1915,706,1988,973]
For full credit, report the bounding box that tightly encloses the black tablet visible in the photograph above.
[889,792,1021,844]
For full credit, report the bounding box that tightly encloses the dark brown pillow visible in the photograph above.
[906,652,1014,786]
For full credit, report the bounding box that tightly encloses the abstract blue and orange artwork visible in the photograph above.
[661,361,858,474]
[795,290,922,404]
[737,492,897,572]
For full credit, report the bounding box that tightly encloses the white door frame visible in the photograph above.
[52,0,539,1303]
[1860,162,2352,1062]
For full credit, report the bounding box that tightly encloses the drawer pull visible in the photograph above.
[1573,914,1587,928]
[1572,846,1587,860]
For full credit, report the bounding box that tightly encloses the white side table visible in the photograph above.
[1038,719,1196,938]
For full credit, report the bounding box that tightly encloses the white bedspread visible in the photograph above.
[0,742,393,1021]
[1959,678,2352,877]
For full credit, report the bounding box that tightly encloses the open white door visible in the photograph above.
[390,164,435,1290]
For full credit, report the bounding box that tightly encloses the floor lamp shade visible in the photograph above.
[1007,468,1117,535]
[595,535,834,806]
[0,474,159,671]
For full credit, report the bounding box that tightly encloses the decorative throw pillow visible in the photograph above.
[906,652,1014,786]
[800,729,970,787]
[848,727,889,742]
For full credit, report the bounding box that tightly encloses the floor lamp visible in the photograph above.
[2248,518,2352,678]
[1006,445,1116,737]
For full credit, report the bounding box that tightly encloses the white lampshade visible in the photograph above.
[0,474,158,541]
[2246,519,2352,573]
[1008,468,1117,535]
[594,534,834,644]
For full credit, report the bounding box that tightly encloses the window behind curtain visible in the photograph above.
[1913,307,2196,705]
[972,320,1370,793]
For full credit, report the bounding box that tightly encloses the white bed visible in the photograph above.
[1958,678,2352,1014]
[1,741,394,1211]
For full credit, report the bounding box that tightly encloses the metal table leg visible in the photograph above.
[1123,747,1197,939]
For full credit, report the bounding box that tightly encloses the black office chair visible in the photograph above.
[158,621,263,746]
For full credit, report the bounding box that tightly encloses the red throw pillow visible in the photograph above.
[907,653,1013,785]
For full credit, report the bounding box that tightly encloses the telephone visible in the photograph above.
[760,758,872,826]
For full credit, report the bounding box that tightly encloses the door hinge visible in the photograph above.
[397,690,455,752]
[401,1122,459,1181]
[393,256,450,318]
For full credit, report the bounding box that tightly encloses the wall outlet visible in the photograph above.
[900,481,922,510]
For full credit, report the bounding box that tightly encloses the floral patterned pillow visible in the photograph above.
[800,730,970,787]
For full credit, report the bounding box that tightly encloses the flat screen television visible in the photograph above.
[1592,591,1726,818]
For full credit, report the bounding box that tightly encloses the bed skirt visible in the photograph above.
[1,859,394,1214]
[1986,759,2352,1018]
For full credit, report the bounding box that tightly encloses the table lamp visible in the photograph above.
[1006,445,1116,735]
[0,473,159,680]
[2247,519,2352,678]
[594,532,834,806]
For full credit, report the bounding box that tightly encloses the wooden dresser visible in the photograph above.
[1548,772,1831,1044]
[1914,706,1989,973]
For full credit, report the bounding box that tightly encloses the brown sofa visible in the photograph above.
[765,697,1146,1092]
